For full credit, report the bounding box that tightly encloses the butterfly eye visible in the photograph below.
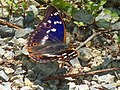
[44,23,51,28]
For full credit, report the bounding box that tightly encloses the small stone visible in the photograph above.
[9,16,24,27]
[22,46,29,55]
[90,87,100,90]
[24,78,33,87]
[116,80,120,86]
[17,38,27,46]
[98,74,115,83]
[14,67,26,75]
[0,82,12,90]
[91,49,101,57]
[83,67,91,72]
[4,67,14,74]
[0,38,5,45]
[4,51,14,59]
[68,82,76,89]
[77,85,89,90]
[90,81,102,89]
[91,81,98,85]
[92,74,115,83]
[117,87,120,90]
[101,83,116,90]
[11,75,24,88]
[83,80,91,85]
[70,58,81,67]
[0,70,9,81]
[0,48,5,56]
[90,56,103,67]
[27,5,38,16]
[15,28,34,38]
[0,58,4,65]
[78,47,92,61]
[65,77,75,81]
[37,86,44,90]
[20,86,32,90]
[0,25,15,38]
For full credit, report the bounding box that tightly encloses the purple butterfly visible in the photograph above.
[27,5,78,63]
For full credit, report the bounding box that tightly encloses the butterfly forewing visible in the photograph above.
[27,5,65,48]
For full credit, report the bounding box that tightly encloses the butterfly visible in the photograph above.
[27,5,78,63]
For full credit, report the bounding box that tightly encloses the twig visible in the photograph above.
[76,29,120,50]
[44,68,120,80]
[0,19,22,30]
[76,32,98,50]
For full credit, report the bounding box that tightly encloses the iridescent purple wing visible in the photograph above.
[27,5,77,63]
[27,5,65,48]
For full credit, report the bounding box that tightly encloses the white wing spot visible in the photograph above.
[62,53,67,56]
[68,51,76,56]
[32,34,35,36]
[46,30,51,34]
[30,36,33,39]
[59,57,62,60]
[54,21,57,25]
[73,54,77,57]
[35,31,38,33]
[41,35,49,45]
[57,21,59,24]
[54,21,62,24]
[39,26,41,28]
[64,56,67,59]
[59,21,62,24]
[29,39,31,42]
[43,54,56,57]
[43,22,46,26]
[47,20,52,23]
[51,28,56,32]
[51,14,53,16]
[54,12,58,16]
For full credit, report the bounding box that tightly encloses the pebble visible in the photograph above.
[76,85,89,90]
[0,58,4,65]
[11,75,24,88]
[101,83,116,90]
[20,86,32,90]
[17,38,27,46]
[0,70,9,81]
[78,47,92,61]
[14,67,26,75]
[0,82,12,90]
[4,51,15,59]
[0,48,5,56]
[97,74,115,83]
[4,67,14,74]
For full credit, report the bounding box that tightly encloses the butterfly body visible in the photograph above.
[27,5,77,63]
